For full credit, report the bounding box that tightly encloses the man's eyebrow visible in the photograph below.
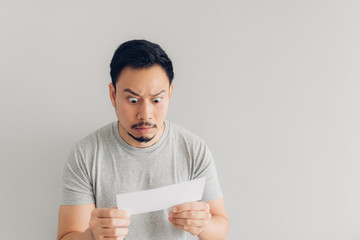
[123,88,166,97]
[123,88,140,96]
[152,90,166,96]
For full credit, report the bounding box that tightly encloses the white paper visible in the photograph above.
[116,178,206,215]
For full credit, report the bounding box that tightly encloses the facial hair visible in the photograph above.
[128,121,157,143]
[127,132,156,143]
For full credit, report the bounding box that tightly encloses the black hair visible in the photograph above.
[110,39,174,90]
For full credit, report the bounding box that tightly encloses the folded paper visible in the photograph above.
[116,177,206,215]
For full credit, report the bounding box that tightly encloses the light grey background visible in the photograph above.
[1,0,359,239]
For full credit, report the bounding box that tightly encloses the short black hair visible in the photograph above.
[110,39,174,90]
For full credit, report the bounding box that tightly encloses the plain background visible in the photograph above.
[1,0,359,239]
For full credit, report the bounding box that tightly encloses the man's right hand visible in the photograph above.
[89,207,131,240]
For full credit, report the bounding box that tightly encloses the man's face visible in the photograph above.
[109,65,173,148]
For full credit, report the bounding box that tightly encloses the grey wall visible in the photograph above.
[1,1,360,239]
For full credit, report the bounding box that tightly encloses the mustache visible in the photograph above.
[131,121,157,129]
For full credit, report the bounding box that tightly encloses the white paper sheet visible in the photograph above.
[116,178,206,215]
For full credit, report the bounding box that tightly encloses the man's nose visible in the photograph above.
[136,100,153,120]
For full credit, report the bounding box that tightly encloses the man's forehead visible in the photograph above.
[117,65,169,86]
[117,65,168,81]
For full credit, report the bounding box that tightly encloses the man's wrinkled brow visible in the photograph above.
[123,88,166,97]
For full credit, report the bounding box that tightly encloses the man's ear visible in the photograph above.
[109,83,116,107]
[168,83,174,100]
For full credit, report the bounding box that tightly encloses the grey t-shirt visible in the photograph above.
[60,120,223,240]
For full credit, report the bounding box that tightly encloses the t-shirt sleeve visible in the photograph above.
[60,144,95,205]
[193,142,223,202]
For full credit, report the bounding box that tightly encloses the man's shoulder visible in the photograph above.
[167,121,206,146]
[73,121,116,149]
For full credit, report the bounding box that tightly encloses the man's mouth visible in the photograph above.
[132,121,157,129]
[134,127,154,134]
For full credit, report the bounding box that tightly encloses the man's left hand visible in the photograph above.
[168,201,212,236]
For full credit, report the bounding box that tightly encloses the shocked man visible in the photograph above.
[57,39,229,240]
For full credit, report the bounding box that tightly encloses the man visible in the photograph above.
[57,39,229,240]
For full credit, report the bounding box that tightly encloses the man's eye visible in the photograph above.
[129,97,139,103]
[153,97,162,103]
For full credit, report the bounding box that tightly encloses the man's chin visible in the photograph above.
[127,132,155,143]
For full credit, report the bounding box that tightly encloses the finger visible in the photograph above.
[172,223,202,236]
[99,227,129,237]
[93,208,131,218]
[172,202,209,213]
[170,210,211,220]
[96,218,131,227]
[169,218,209,227]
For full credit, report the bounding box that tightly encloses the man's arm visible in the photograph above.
[169,198,230,240]
[57,204,95,240]
[197,198,230,240]
[57,204,130,240]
